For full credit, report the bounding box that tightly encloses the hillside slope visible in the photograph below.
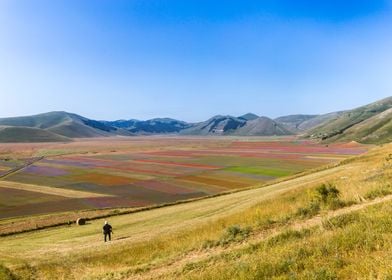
[307,96,392,143]
[1,143,391,279]
[0,126,70,142]
[298,111,345,131]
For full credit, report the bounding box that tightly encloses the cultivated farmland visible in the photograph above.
[0,137,367,219]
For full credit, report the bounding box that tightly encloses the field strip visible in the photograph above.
[131,194,392,280]
[0,181,112,198]
[305,155,345,160]
[0,156,43,180]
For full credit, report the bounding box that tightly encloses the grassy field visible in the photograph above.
[0,137,366,219]
[0,141,390,279]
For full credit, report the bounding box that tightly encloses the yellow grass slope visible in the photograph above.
[0,143,391,279]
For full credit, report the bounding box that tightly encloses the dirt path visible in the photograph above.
[130,193,392,280]
[0,156,43,180]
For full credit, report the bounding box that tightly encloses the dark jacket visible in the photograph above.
[103,224,112,234]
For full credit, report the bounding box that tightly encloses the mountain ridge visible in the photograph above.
[0,96,391,143]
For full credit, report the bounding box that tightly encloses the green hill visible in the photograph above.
[331,107,392,144]
[307,96,392,143]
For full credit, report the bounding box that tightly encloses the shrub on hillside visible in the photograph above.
[316,183,339,203]
[296,183,345,218]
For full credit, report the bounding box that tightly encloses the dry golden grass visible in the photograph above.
[0,181,112,198]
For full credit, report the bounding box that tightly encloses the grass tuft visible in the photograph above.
[0,264,18,280]
[203,225,252,248]
[266,228,312,246]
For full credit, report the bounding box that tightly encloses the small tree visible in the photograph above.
[316,183,340,203]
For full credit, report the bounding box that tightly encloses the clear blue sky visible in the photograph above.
[1,0,392,122]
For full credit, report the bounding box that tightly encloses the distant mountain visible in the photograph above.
[106,118,190,134]
[307,97,392,144]
[180,115,292,136]
[1,96,391,143]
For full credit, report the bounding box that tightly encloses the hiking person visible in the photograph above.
[102,221,113,242]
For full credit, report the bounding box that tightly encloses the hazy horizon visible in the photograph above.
[1,1,392,122]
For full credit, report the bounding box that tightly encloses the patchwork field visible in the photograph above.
[0,137,367,219]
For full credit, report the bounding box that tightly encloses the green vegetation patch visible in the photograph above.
[225,166,294,177]
[365,184,392,200]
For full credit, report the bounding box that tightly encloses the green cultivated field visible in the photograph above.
[225,166,294,177]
